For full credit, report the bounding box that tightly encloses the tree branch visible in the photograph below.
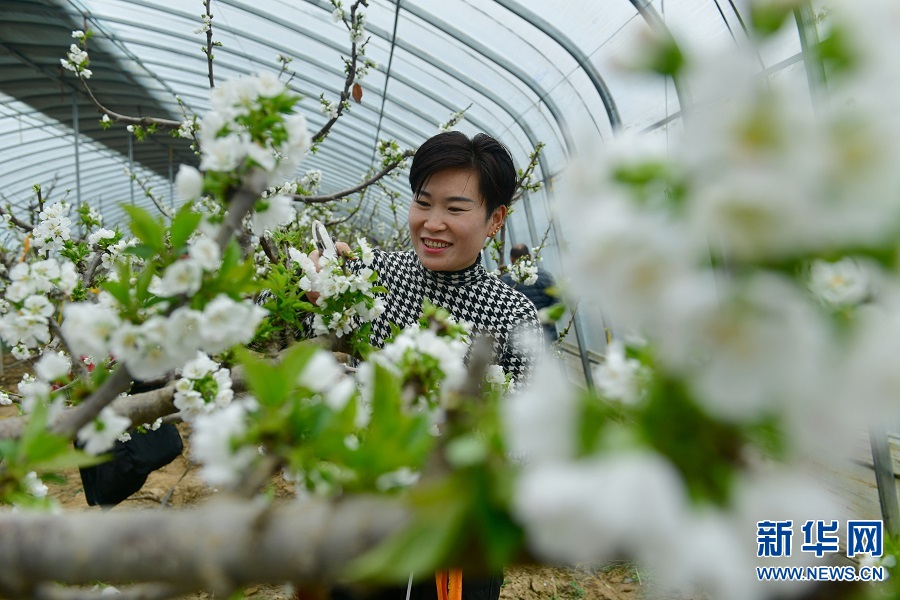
[81,250,104,289]
[215,182,267,252]
[0,496,409,597]
[32,582,187,600]
[0,205,33,233]
[510,142,545,204]
[50,365,134,438]
[203,0,216,89]
[294,150,413,204]
[312,0,369,143]
[324,194,364,228]
[0,364,249,440]
[79,78,181,130]
[127,170,173,218]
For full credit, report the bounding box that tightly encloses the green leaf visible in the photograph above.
[22,432,70,464]
[170,205,203,249]
[123,244,158,260]
[278,343,319,382]
[134,259,158,303]
[101,279,130,308]
[124,205,165,251]
[31,448,109,472]
[539,302,566,323]
[235,348,289,408]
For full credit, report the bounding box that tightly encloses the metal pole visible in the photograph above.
[169,145,175,209]
[794,1,827,111]
[72,94,82,205]
[869,427,900,537]
[128,132,135,205]
[544,180,595,389]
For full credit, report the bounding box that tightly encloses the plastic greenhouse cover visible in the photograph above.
[0,0,808,358]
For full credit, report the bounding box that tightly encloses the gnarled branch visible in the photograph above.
[0,496,409,598]
[79,78,181,130]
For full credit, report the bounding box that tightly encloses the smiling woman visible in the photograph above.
[311,131,544,386]
[307,132,544,599]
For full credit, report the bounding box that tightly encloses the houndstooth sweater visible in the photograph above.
[362,249,542,385]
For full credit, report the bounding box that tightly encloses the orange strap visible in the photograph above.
[434,569,463,600]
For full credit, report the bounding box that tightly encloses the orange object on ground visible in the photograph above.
[435,569,463,600]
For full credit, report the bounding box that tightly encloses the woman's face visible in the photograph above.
[408,167,505,272]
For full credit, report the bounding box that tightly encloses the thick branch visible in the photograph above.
[81,250,104,288]
[0,497,409,597]
[294,150,413,204]
[32,582,186,600]
[0,366,248,440]
[215,183,266,252]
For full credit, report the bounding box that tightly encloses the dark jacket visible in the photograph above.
[500,267,558,344]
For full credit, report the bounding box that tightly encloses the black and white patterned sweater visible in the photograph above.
[362,249,542,385]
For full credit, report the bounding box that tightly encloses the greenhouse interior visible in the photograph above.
[2,1,900,599]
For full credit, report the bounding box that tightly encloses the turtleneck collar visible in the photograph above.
[413,251,486,287]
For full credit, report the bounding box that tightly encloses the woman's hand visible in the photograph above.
[305,241,352,305]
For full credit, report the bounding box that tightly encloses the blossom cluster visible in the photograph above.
[149,236,220,297]
[506,2,900,598]
[0,257,77,357]
[506,257,538,286]
[173,72,310,232]
[358,305,471,430]
[59,31,91,79]
[173,352,234,421]
[60,294,265,380]
[31,201,72,252]
[193,14,212,35]
[76,406,132,456]
[292,238,385,338]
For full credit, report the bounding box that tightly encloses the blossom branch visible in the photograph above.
[0,367,242,440]
[510,142,545,204]
[323,194,364,228]
[78,78,182,129]
[312,0,369,143]
[0,205,33,233]
[201,0,217,88]
[293,149,413,204]
[127,169,174,218]
[0,496,409,597]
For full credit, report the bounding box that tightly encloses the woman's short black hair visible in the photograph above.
[409,131,517,219]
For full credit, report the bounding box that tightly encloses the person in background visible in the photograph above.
[500,243,558,345]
